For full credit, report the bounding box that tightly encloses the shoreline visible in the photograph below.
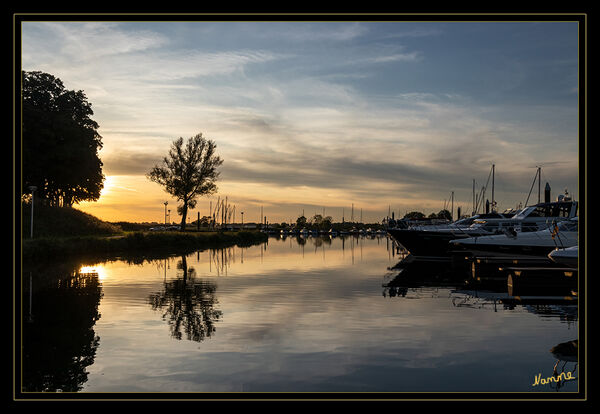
[21,230,269,262]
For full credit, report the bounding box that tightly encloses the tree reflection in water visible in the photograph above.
[149,255,222,342]
[22,267,102,392]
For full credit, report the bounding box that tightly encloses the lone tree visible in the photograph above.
[147,133,223,231]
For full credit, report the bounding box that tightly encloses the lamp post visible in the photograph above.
[164,201,168,225]
[28,186,37,238]
[241,211,244,230]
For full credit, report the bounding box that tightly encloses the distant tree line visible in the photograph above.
[22,71,104,207]
[404,209,452,220]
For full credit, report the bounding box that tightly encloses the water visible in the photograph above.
[20,235,579,395]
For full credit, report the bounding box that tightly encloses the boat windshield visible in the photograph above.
[513,202,576,219]
[557,219,578,232]
[452,217,476,226]
[468,220,505,230]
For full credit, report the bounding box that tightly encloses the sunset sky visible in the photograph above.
[21,19,581,224]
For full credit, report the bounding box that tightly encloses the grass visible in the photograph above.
[20,204,268,260]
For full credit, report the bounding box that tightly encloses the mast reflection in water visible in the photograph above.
[20,235,580,394]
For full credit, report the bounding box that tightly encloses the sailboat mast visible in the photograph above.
[538,166,541,204]
[491,164,495,212]
[472,179,475,216]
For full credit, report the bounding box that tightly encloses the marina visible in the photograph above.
[17,18,584,400]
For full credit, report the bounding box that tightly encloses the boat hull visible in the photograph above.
[451,242,560,257]
[387,228,474,257]
[548,247,578,267]
[450,232,577,257]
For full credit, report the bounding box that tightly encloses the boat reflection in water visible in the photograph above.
[383,253,578,321]
[21,234,580,394]
[549,339,578,391]
[382,250,579,392]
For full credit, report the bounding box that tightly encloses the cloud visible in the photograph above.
[262,22,369,42]
[380,27,444,39]
[370,51,422,63]
[102,152,163,176]
[22,21,579,222]
[124,49,283,82]
[23,22,169,63]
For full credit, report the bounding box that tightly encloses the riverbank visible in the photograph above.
[20,205,268,260]
[21,230,269,261]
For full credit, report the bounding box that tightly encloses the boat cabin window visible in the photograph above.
[557,220,578,232]
[523,202,575,218]
[481,222,501,230]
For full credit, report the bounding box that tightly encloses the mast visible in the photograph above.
[472,179,475,216]
[491,164,495,212]
[538,166,541,204]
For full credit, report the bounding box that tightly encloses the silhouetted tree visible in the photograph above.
[147,134,223,231]
[437,209,452,220]
[22,71,104,207]
[403,211,425,219]
[296,215,307,228]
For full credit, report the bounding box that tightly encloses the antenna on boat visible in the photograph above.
[524,166,542,207]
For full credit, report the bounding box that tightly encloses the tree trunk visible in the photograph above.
[180,202,188,231]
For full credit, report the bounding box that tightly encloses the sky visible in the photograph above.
[20,19,581,224]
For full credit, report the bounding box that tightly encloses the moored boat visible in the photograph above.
[387,213,517,257]
[450,216,578,257]
[548,245,578,267]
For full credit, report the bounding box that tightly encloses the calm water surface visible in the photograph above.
[21,235,579,394]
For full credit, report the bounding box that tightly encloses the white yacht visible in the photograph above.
[450,216,578,256]
[508,198,577,232]
[387,212,518,257]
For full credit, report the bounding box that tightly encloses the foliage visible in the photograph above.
[403,211,426,219]
[22,71,104,207]
[309,214,333,229]
[436,209,452,220]
[296,215,307,227]
[147,133,223,231]
[22,230,268,261]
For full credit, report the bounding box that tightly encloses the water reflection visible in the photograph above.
[148,255,222,342]
[22,265,103,392]
[382,255,578,324]
[20,235,580,394]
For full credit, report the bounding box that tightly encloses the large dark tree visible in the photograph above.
[22,71,104,207]
[147,133,223,231]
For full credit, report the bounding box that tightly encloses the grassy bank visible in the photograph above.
[20,204,268,260]
[22,230,268,261]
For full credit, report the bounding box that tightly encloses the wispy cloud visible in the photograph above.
[370,52,422,63]
[23,22,168,62]
[22,21,579,222]
[260,22,369,42]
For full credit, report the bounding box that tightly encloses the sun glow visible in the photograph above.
[79,265,108,281]
[100,175,116,198]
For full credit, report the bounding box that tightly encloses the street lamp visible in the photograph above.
[164,201,168,225]
[241,211,244,230]
[28,186,37,238]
